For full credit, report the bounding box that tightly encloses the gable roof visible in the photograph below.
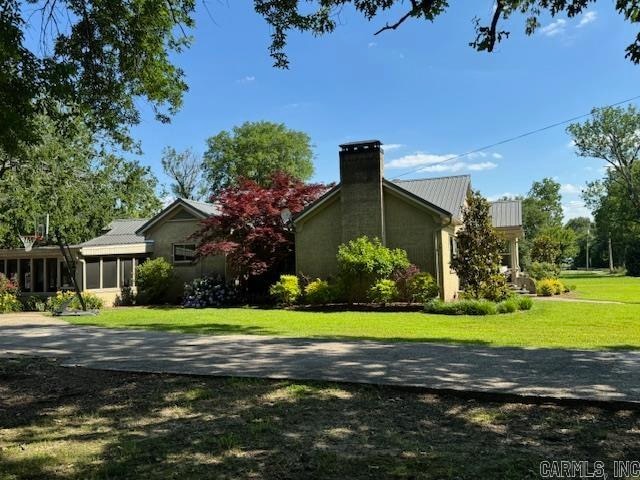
[490,200,522,229]
[391,175,470,222]
[80,219,148,247]
[136,198,219,235]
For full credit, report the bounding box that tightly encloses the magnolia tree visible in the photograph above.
[194,173,327,290]
[450,191,509,301]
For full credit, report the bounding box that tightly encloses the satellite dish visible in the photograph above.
[280,208,292,223]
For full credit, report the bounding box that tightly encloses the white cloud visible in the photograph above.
[560,183,582,195]
[563,200,592,219]
[385,152,457,169]
[467,161,498,171]
[467,151,488,159]
[492,152,503,159]
[237,75,256,84]
[577,11,597,28]
[368,42,377,48]
[383,143,404,152]
[567,139,576,149]
[386,151,498,173]
[540,18,567,37]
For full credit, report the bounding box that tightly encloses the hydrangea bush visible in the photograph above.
[183,276,238,308]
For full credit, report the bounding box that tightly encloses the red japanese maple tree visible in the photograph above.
[194,172,329,284]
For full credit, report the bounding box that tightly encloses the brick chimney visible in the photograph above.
[338,140,385,243]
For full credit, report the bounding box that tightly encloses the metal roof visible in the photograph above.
[80,219,148,247]
[392,175,471,221]
[490,200,522,228]
[181,198,219,216]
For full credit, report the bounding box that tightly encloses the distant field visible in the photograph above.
[560,271,640,304]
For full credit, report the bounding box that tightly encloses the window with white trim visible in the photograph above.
[173,244,196,263]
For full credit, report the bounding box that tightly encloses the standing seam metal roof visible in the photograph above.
[392,175,470,221]
[489,200,523,228]
[79,219,148,247]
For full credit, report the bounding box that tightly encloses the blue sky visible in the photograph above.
[128,1,640,219]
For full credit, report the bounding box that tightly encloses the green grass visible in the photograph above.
[1,357,639,480]
[560,271,640,303]
[68,300,640,350]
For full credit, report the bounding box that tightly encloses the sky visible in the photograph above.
[127,0,640,219]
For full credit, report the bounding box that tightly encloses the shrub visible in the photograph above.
[114,286,136,307]
[496,298,519,314]
[337,236,410,302]
[0,273,18,296]
[136,258,174,304]
[391,264,421,302]
[304,279,334,305]
[516,296,533,311]
[536,279,556,297]
[528,262,561,281]
[269,275,301,305]
[368,279,398,304]
[407,272,439,303]
[478,274,511,302]
[47,291,104,312]
[0,293,21,313]
[20,295,47,312]
[183,276,238,308]
[425,299,497,316]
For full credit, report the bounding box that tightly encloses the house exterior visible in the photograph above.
[0,198,227,305]
[0,140,523,305]
[294,140,523,300]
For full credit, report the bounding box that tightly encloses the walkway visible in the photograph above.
[1,314,639,405]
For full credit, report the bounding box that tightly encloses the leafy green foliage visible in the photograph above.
[407,272,439,303]
[528,262,561,281]
[450,191,504,300]
[161,147,204,200]
[0,293,21,313]
[269,275,301,305]
[516,296,534,311]
[20,295,47,312]
[425,299,498,316]
[254,1,640,68]
[136,258,175,305]
[0,115,162,247]
[337,236,410,303]
[202,121,314,196]
[46,291,104,311]
[368,279,398,304]
[536,278,565,296]
[304,279,334,305]
[625,241,640,277]
[0,0,194,159]
[0,274,19,296]
[496,298,519,314]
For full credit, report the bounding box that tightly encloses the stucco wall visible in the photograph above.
[383,191,439,277]
[295,196,342,279]
[145,207,226,299]
[438,225,460,301]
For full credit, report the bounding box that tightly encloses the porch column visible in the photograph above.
[30,258,34,293]
[510,238,520,282]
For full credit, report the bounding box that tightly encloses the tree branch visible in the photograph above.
[374,0,421,36]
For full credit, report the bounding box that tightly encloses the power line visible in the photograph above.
[391,94,640,180]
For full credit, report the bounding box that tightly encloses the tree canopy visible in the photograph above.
[522,178,563,240]
[202,121,315,196]
[161,147,204,200]
[255,0,640,68]
[0,115,162,247]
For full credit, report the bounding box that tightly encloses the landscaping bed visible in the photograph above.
[1,357,639,480]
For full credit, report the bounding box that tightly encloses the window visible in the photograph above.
[86,259,100,289]
[173,244,196,263]
[20,259,31,291]
[102,258,117,288]
[34,259,44,292]
[449,236,458,263]
[46,258,58,292]
[120,258,133,287]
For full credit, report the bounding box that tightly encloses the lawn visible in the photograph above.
[68,300,640,350]
[1,357,638,480]
[560,270,640,304]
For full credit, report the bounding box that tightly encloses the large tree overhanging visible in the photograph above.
[254,0,640,68]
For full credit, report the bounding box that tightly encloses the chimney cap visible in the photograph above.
[339,140,382,152]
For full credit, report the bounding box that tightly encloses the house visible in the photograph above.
[0,198,227,305]
[294,140,523,300]
[0,140,523,305]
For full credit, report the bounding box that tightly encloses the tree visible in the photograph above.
[202,121,314,196]
[0,115,162,247]
[565,216,594,268]
[450,191,507,301]
[530,226,578,265]
[568,105,640,222]
[194,173,327,290]
[255,1,640,68]
[522,178,563,240]
[161,147,204,200]
[0,0,193,165]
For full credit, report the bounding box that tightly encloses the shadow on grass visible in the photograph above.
[1,357,638,480]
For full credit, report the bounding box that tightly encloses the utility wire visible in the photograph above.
[391,94,640,180]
